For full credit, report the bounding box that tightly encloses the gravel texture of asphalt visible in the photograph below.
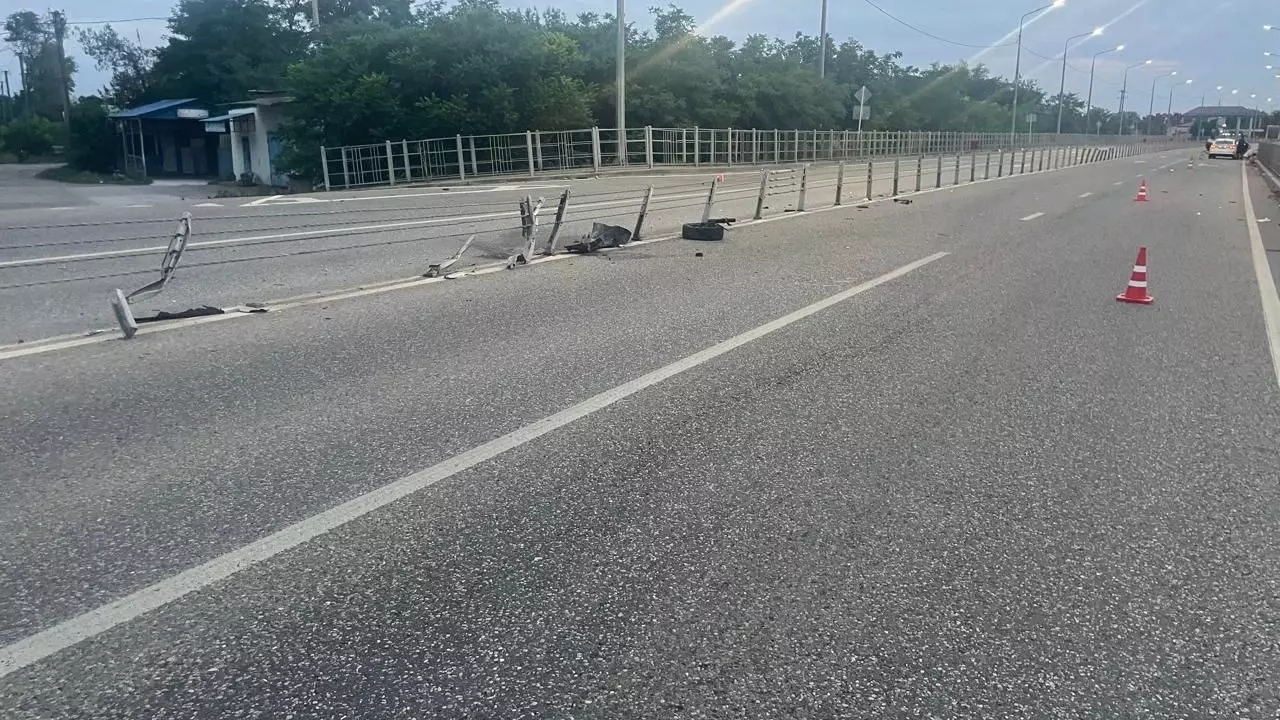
[1,142,1277,718]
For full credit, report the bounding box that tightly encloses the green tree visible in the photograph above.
[75,24,155,108]
[65,99,118,173]
[1,115,57,160]
[148,0,309,104]
[4,10,76,119]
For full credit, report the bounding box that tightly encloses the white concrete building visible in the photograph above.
[203,92,296,188]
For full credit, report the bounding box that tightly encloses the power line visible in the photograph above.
[859,0,1015,50]
[65,17,167,26]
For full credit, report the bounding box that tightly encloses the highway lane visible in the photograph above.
[0,145,1143,343]
[2,145,1277,716]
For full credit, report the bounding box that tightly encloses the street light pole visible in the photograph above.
[1086,44,1123,134]
[311,0,319,25]
[616,0,626,165]
[1147,71,1176,135]
[1167,79,1191,134]
[1118,60,1151,134]
[1057,28,1102,134]
[818,0,828,79]
[1011,1,1066,146]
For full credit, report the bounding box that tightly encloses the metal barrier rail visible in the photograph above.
[319,127,1171,191]
[0,139,1184,343]
[1258,141,1280,179]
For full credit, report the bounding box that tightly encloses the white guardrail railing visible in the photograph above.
[318,127,1171,191]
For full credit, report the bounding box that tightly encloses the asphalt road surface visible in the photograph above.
[1,145,1131,343]
[2,143,1278,718]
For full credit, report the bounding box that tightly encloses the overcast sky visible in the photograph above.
[3,0,1278,113]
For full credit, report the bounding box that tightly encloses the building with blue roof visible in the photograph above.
[109,98,228,179]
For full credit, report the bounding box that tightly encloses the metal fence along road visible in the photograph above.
[319,126,1169,191]
[1258,140,1279,179]
[1,138,1190,348]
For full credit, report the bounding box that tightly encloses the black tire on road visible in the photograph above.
[682,222,726,241]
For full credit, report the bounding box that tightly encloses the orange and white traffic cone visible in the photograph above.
[1116,247,1154,304]
[1135,179,1148,202]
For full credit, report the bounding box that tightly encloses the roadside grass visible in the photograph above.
[34,165,152,185]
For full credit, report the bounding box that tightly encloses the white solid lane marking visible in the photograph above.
[1078,192,1093,198]
[0,252,950,677]
[1239,161,1280,389]
[1113,181,1124,186]
[242,195,281,206]
[125,204,151,208]
[1021,212,1045,221]
[191,202,222,207]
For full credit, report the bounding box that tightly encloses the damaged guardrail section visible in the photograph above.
[0,139,1186,344]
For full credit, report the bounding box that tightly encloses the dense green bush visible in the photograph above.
[0,116,57,161]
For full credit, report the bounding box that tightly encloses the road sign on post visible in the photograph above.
[854,85,871,134]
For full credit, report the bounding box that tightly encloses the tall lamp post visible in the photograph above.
[1011,0,1068,145]
[616,0,626,164]
[1057,27,1103,133]
[1146,71,1177,135]
[1118,59,1151,134]
[1165,78,1191,135]
[819,0,828,78]
[1086,44,1123,134]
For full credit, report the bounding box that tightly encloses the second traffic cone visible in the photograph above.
[1116,247,1154,304]
[1135,179,1148,202]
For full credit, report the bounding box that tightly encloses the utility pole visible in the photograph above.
[818,0,828,79]
[17,55,29,118]
[1,70,9,124]
[51,10,71,131]
[311,0,320,26]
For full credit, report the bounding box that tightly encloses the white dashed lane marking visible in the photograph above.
[1021,212,1045,221]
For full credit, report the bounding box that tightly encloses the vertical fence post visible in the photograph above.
[984,152,990,180]
[835,161,845,206]
[633,185,655,241]
[544,188,571,255]
[694,126,701,167]
[340,147,351,188]
[385,141,396,185]
[953,154,961,185]
[591,126,602,173]
[865,159,873,200]
[915,155,923,192]
[701,175,719,223]
[320,146,330,191]
[794,129,801,162]
[1037,149,1045,172]
[402,140,411,183]
[1020,149,1027,174]
[468,136,479,177]
[534,130,544,171]
[774,129,780,164]
[727,127,734,166]
[892,157,901,195]
[525,131,536,178]
[645,126,654,169]
[797,164,809,211]
[997,149,1004,178]
[969,153,976,183]
[455,135,465,181]
[754,169,769,220]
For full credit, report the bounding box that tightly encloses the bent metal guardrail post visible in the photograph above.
[108,212,192,340]
[632,186,655,242]
[425,235,476,279]
[543,188,571,255]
